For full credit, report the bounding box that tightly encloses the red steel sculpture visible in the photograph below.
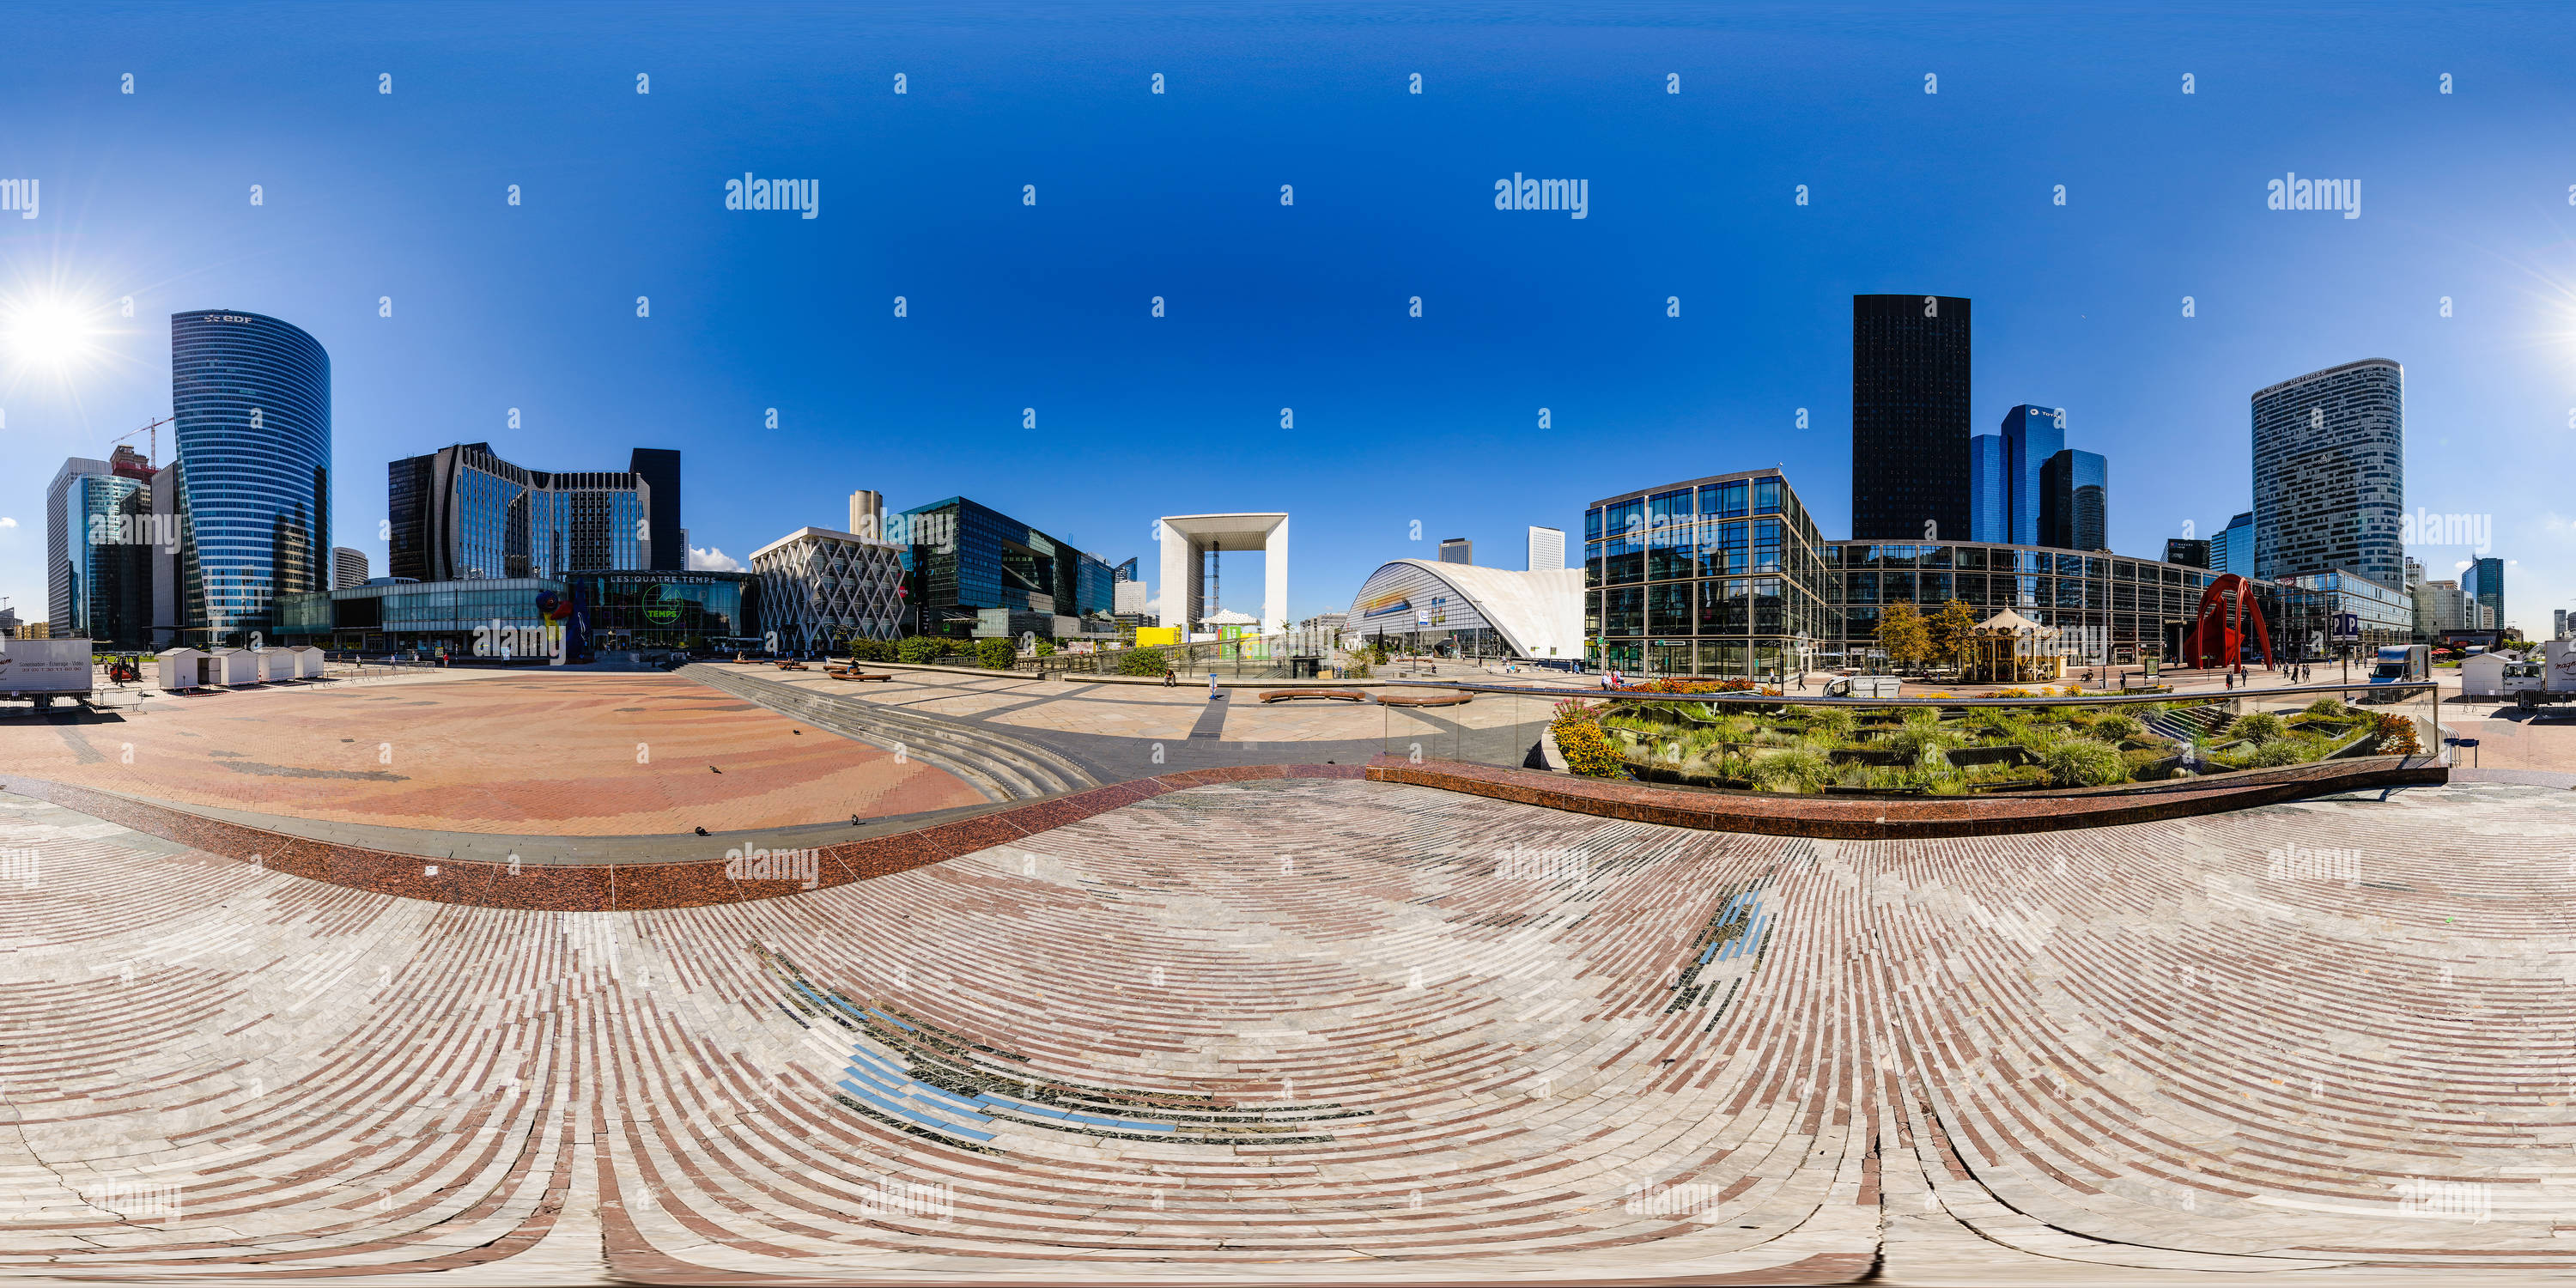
[2184,574,2274,670]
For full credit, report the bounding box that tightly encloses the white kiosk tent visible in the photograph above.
[286,644,328,678]
[155,647,213,690]
[257,648,297,682]
[205,647,263,685]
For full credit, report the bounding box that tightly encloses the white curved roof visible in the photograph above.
[1345,560,1584,659]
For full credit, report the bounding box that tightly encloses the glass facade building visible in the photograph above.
[567,570,758,648]
[282,570,758,653]
[48,459,155,647]
[1967,434,2007,544]
[2280,569,2413,650]
[388,443,653,582]
[1999,404,2064,546]
[1589,466,2336,674]
[2216,510,2255,577]
[2463,556,2503,632]
[2038,448,2108,551]
[899,496,1120,639]
[1851,294,1971,541]
[2252,358,2403,588]
[1583,470,1828,677]
[171,311,331,644]
[280,577,561,650]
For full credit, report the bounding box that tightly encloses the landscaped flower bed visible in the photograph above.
[1592,695,2418,796]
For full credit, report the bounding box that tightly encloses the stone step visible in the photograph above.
[681,664,1096,801]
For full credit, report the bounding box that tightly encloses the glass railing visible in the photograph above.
[1375,676,2443,793]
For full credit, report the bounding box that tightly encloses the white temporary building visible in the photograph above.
[155,647,212,690]
[1341,560,1584,659]
[256,648,296,681]
[286,644,328,678]
[2459,650,2542,699]
[205,647,263,685]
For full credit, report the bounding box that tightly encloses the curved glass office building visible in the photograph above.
[172,311,331,644]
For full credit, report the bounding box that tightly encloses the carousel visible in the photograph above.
[1963,608,2065,684]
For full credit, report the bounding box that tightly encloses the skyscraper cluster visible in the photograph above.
[1853,296,2109,553]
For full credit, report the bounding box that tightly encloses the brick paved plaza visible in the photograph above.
[0,671,985,837]
[1,665,2571,1283]
[5,752,2576,1282]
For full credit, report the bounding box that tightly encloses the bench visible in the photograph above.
[1259,689,1368,703]
[830,671,894,682]
[1375,691,1473,708]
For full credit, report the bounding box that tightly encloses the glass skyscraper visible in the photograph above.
[171,311,331,643]
[2251,358,2403,587]
[2464,556,2503,632]
[1998,404,2065,547]
[1967,434,2007,543]
[2210,511,2254,577]
[2038,448,2108,551]
[1850,295,1970,541]
[47,454,156,647]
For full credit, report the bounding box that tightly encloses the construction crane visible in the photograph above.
[111,416,173,468]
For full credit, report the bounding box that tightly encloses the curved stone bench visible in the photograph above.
[1374,691,1473,708]
[1258,689,1368,703]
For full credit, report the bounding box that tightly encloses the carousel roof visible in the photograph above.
[1970,608,2058,638]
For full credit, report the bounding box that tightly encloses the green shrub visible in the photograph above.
[2304,696,2349,718]
[1748,748,1832,793]
[975,637,1017,670]
[2041,738,2127,787]
[1341,658,1372,679]
[1116,646,1167,677]
[2089,713,2145,741]
[896,635,944,665]
[2246,737,2315,768]
[2229,711,2288,743]
[1795,705,1857,738]
[1035,639,1056,658]
[849,638,896,662]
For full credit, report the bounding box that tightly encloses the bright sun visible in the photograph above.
[0,295,101,368]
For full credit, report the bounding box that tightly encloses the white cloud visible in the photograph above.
[0,517,17,528]
[689,545,744,572]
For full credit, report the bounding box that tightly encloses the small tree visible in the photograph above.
[1877,601,1934,671]
[1928,598,1979,671]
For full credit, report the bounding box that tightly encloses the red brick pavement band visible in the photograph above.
[0,751,2444,908]
[0,766,1367,911]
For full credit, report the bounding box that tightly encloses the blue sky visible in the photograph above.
[3,2,2573,630]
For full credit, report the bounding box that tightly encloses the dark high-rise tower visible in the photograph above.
[629,448,683,570]
[171,310,331,643]
[1850,295,1971,541]
[2037,448,2109,551]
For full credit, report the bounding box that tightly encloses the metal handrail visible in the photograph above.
[1379,679,2439,708]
